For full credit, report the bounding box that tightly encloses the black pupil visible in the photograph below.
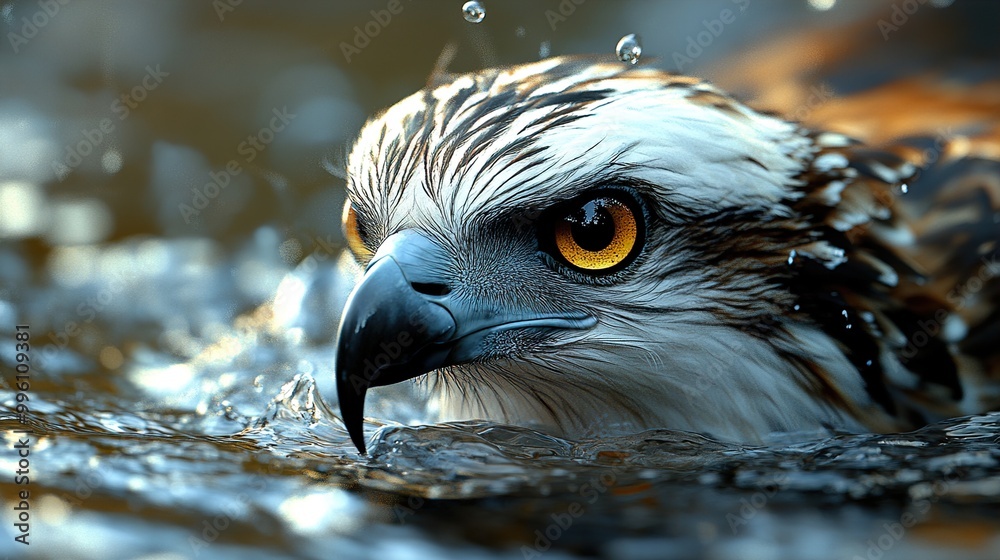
[567,199,616,252]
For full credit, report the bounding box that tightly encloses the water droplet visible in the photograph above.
[615,33,642,65]
[807,0,837,10]
[462,1,485,23]
[787,250,798,266]
[899,183,909,194]
[279,239,304,264]
[865,360,873,367]
[793,304,801,311]
[539,40,551,58]
[101,149,123,174]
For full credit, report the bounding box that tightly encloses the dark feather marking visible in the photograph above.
[483,139,608,212]
[962,309,1000,356]
[509,145,548,166]
[519,103,588,134]
[744,157,769,171]
[855,237,925,281]
[777,138,986,417]
[475,136,539,186]
[783,352,856,416]
[884,308,963,399]
[792,285,896,412]
[532,88,613,108]
[474,153,550,213]
[773,144,924,414]
[535,113,590,133]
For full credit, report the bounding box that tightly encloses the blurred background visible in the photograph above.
[2,0,997,380]
[1,1,1000,560]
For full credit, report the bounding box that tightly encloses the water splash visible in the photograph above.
[461,1,485,23]
[8,371,1000,560]
[615,33,642,65]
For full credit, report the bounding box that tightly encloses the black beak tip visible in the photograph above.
[350,430,368,456]
[336,374,369,455]
[340,406,369,455]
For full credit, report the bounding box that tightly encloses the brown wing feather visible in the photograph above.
[707,6,1000,420]
[779,82,1000,423]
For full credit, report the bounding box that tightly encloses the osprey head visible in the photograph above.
[335,57,906,453]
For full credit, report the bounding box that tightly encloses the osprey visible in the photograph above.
[334,56,1000,454]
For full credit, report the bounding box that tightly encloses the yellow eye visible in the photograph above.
[548,194,644,273]
[342,200,373,262]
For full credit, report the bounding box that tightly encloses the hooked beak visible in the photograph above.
[334,230,595,454]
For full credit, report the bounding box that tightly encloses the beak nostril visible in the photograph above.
[411,282,451,296]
